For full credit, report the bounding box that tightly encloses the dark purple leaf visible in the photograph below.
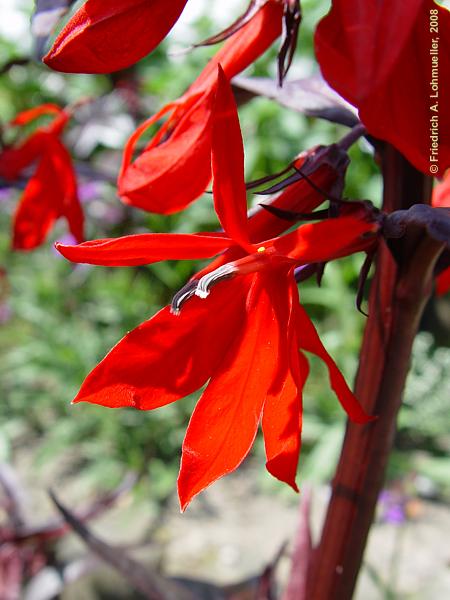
[50,490,195,600]
[232,73,359,127]
[384,205,450,246]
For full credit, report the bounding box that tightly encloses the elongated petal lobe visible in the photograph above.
[44,0,188,73]
[12,152,59,250]
[212,66,252,251]
[295,304,373,424]
[178,275,279,510]
[262,278,308,491]
[56,233,232,266]
[272,216,377,262]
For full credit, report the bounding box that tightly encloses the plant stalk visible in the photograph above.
[305,145,438,599]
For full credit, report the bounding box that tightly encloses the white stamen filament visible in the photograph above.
[195,263,237,299]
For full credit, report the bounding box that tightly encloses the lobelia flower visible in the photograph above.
[43,0,190,74]
[315,0,450,177]
[432,172,450,295]
[0,104,84,251]
[56,67,378,510]
[117,0,284,214]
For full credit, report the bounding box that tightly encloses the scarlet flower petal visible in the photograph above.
[118,0,283,214]
[295,303,373,424]
[0,132,48,180]
[178,275,280,510]
[212,66,253,251]
[11,103,63,125]
[193,0,283,94]
[118,93,215,213]
[49,137,84,243]
[315,0,450,175]
[56,233,232,266]
[271,216,377,263]
[262,278,308,491]
[12,152,60,250]
[43,0,189,74]
[73,278,249,409]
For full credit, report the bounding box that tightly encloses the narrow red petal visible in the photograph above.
[49,138,84,243]
[118,102,179,180]
[271,216,378,263]
[262,278,308,491]
[212,66,253,252]
[11,104,63,125]
[56,233,232,266]
[43,0,188,74]
[192,0,284,95]
[73,278,249,409]
[12,152,60,250]
[295,303,373,424]
[178,274,279,510]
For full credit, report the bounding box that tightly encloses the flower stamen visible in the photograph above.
[195,263,237,299]
[170,279,199,315]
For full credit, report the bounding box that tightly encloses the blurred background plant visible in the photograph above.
[0,0,449,539]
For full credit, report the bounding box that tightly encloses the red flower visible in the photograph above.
[315,0,450,176]
[0,104,84,251]
[56,68,377,509]
[432,172,450,295]
[118,0,284,214]
[43,0,189,74]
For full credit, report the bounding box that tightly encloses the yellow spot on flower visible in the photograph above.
[257,246,266,253]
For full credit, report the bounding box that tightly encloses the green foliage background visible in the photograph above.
[0,0,449,506]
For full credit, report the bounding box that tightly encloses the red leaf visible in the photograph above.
[73,278,249,409]
[315,0,450,176]
[212,66,253,252]
[178,275,280,510]
[56,233,232,266]
[43,0,189,73]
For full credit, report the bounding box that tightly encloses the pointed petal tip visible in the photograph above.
[265,460,300,493]
[177,485,196,513]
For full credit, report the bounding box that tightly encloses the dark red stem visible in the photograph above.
[305,146,440,599]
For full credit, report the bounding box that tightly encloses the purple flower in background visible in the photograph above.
[378,490,406,525]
